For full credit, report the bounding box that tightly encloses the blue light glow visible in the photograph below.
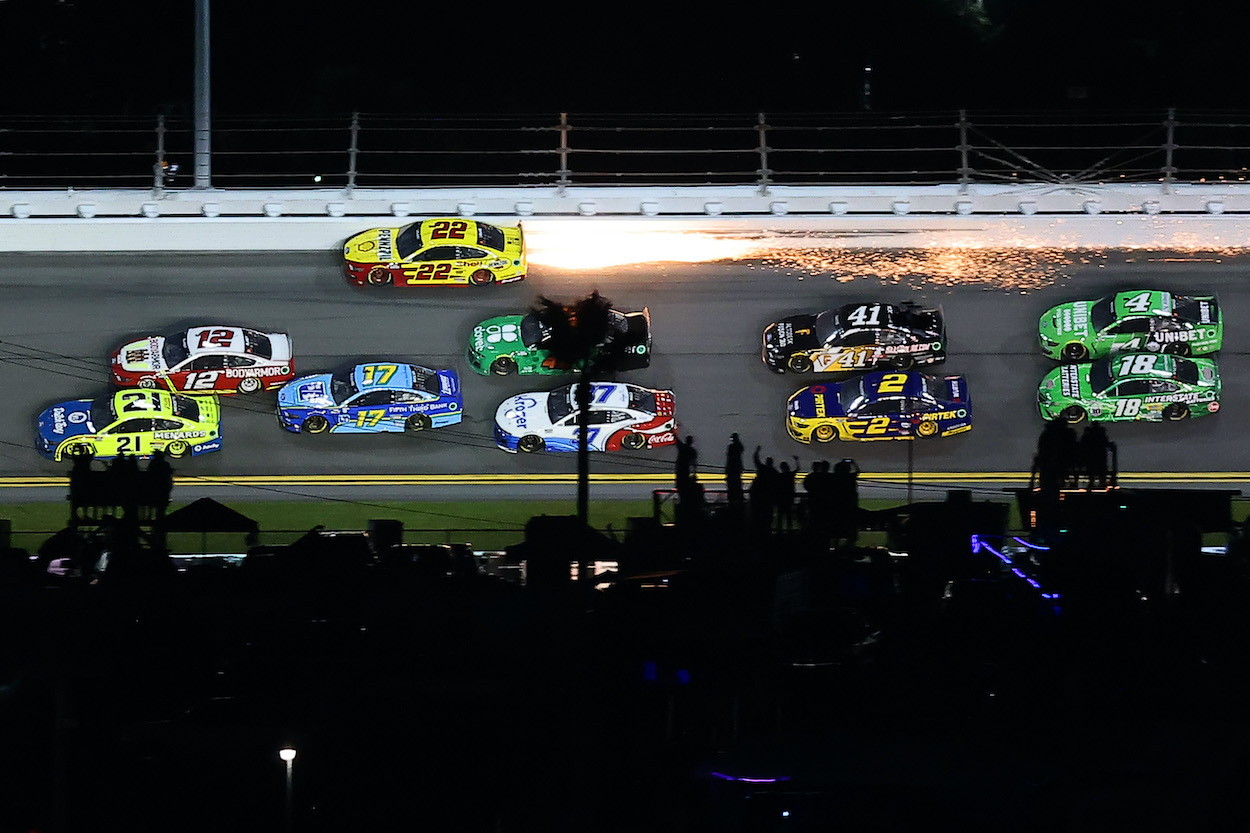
[970,535,1059,599]
[710,772,791,783]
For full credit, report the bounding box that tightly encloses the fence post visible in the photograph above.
[153,114,167,191]
[1162,107,1177,194]
[557,112,571,195]
[755,112,772,196]
[347,111,360,192]
[957,109,972,194]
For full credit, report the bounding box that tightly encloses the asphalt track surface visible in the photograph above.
[1,249,1247,503]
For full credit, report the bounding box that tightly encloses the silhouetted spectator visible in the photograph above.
[804,460,834,542]
[776,457,801,532]
[831,458,861,546]
[725,433,745,509]
[1078,423,1113,490]
[675,435,698,492]
[1035,418,1078,493]
[147,449,175,506]
[749,447,778,537]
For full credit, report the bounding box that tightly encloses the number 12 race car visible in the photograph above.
[37,389,222,461]
[763,302,945,373]
[342,218,526,288]
[494,382,676,453]
[112,326,295,395]
[786,371,972,443]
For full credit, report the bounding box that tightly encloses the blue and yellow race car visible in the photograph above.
[786,370,972,443]
[276,362,462,435]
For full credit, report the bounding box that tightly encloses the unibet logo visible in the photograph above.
[486,324,520,344]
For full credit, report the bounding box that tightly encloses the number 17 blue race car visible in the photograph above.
[276,362,462,435]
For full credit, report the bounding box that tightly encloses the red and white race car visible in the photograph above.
[111,326,295,395]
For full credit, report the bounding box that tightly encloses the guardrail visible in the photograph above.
[4,109,1250,191]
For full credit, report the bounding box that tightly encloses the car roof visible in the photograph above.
[351,363,436,392]
[108,389,179,417]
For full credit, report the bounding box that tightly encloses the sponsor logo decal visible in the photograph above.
[51,407,67,435]
[1060,365,1081,398]
[224,365,289,379]
[376,229,394,262]
[650,431,675,446]
[154,430,207,440]
[68,411,87,424]
[504,395,539,430]
[1209,401,1221,413]
[193,440,222,453]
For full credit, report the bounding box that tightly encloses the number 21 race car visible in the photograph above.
[763,302,945,373]
[112,326,294,395]
[37,389,222,461]
[342,218,526,288]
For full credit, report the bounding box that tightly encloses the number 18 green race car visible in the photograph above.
[1037,352,1220,424]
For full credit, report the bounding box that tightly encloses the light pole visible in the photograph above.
[279,747,296,833]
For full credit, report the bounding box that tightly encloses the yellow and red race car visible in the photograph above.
[342,218,526,288]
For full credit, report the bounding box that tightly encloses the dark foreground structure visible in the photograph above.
[2,466,1250,832]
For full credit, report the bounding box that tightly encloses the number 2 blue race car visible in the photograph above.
[786,370,972,443]
[276,362,462,435]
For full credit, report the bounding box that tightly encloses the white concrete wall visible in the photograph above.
[4,183,1250,252]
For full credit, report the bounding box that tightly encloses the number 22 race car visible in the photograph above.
[342,218,526,288]
[111,326,294,395]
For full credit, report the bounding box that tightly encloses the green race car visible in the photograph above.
[466,308,651,376]
[1038,289,1221,362]
[1037,352,1221,424]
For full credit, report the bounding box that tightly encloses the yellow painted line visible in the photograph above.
[1,472,1249,489]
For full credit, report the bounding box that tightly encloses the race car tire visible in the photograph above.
[813,424,837,443]
[1163,342,1191,357]
[405,415,431,433]
[1061,343,1089,362]
[236,377,263,395]
[490,357,518,376]
[367,267,392,287]
[1060,405,1087,425]
[787,354,812,373]
[166,440,190,459]
[517,435,544,453]
[888,355,915,370]
[915,420,939,438]
[470,269,495,286]
[621,432,647,450]
[302,415,330,435]
[66,442,95,460]
[138,378,158,390]
[1164,403,1190,421]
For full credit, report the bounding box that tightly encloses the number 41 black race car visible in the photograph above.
[763,302,946,374]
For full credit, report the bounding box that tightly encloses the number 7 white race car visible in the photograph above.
[494,382,676,453]
[111,326,295,395]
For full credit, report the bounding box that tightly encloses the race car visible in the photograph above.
[276,362,462,435]
[37,389,222,461]
[1038,289,1222,362]
[763,302,945,373]
[786,370,972,443]
[1037,352,1220,424]
[111,326,294,395]
[342,218,526,288]
[494,382,676,453]
[467,307,651,376]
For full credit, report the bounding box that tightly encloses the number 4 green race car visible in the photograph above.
[1037,352,1221,424]
[1038,289,1222,362]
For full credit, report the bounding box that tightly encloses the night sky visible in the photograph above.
[2,0,1249,116]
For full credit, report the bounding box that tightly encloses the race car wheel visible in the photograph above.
[490,357,518,376]
[517,435,544,453]
[166,440,190,459]
[302,415,330,435]
[405,415,431,433]
[915,420,938,438]
[1163,342,1191,357]
[888,355,915,370]
[621,432,647,450]
[1164,403,1190,421]
[367,267,392,287]
[813,424,837,443]
[138,378,158,390]
[469,269,495,286]
[66,442,95,459]
[1060,405,1087,425]
[787,354,813,373]
[236,377,263,395]
[1061,343,1089,362]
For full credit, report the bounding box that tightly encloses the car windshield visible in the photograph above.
[409,366,441,394]
[839,379,867,412]
[628,387,656,413]
[1172,357,1199,385]
[476,223,505,251]
[519,314,548,348]
[242,330,273,359]
[163,332,190,366]
[919,374,947,402]
[1089,358,1114,394]
[1090,296,1118,331]
[169,395,200,422]
[814,310,843,343]
[91,398,116,429]
[547,385,574,422]
[396,224,422,259]
[330,368,358,403]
